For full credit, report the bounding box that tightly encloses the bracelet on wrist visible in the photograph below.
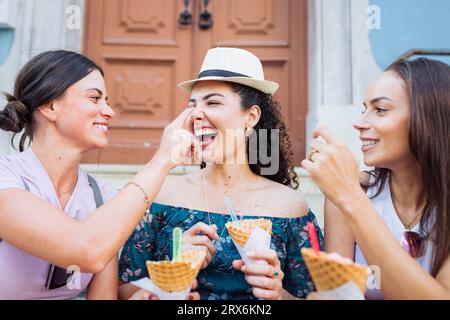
[124,181,151,214]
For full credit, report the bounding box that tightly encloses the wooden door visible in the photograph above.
[83,0,194,163]
[83,0,307,164]
[194,0,308,164]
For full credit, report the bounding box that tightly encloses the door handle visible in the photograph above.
[179,0,193,25]
[198,0,213,30]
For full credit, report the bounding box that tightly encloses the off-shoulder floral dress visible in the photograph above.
[119,202,324,300]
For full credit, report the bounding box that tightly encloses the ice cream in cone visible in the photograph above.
[225,219,272,247]
[146,250,206,292]
[301,247,369,294]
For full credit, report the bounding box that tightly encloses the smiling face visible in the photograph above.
[187,81,260,164]
[50,69,115,151]
[353,71,416,169]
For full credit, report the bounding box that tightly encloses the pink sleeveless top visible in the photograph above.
[0,148,117,299]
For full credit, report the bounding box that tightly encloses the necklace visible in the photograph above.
[201,168,235,241]
[389,179,422,230]
[392,199,422,230]
[202,169,212,225]
[54,187,72,195]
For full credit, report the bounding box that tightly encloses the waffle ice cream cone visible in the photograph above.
[225,219,272,247]
[301,248,369,294]
[146,250,206,292]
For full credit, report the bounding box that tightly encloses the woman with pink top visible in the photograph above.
[303,58,450,299]
[0,50,199,299]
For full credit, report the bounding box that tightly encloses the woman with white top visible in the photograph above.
[302,58,450,299]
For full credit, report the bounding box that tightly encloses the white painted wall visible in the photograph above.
[0,0,19,154]
[0,0,85,154]
[304,0,382,226]
[307,0,381,162]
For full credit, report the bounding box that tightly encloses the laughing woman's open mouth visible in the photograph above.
[195,127,218,150]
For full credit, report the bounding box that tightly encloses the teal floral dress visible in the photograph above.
[118,202,324,300]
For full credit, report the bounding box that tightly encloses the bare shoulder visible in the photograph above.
[154,171,202,205]
[154,174,190,204]
[261,179,310,218]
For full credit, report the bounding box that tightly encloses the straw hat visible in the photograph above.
[178,47,279,95]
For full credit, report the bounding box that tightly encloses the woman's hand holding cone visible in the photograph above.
[232,249,284,300]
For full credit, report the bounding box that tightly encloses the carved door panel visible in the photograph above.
[83,0,194,163]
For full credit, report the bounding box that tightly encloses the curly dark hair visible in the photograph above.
[229,82,299,189]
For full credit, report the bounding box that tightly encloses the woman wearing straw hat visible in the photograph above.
[118,47,323,300]
[302,58,450,299]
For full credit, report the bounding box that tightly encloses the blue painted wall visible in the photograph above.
[0,27,14,66]
[369,0,450,69]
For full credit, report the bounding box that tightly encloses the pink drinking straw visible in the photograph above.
[307,221,320,253]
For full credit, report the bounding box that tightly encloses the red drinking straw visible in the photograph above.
[307,221,320,253]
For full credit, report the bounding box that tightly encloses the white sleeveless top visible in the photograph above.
[354,176,434,299]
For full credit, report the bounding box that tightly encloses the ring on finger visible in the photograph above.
[307,148,318,161]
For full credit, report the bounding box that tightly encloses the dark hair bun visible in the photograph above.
[0,93,29,133]
[1,50,103,151]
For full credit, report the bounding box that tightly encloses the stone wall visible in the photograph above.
[0,0,85,153]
